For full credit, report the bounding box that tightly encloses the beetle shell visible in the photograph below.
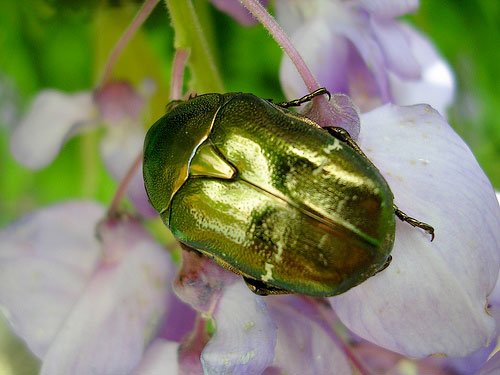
[143,93,395,297]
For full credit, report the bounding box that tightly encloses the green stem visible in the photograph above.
[164,0,224,93]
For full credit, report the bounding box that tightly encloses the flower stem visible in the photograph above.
[164,0,224,93]
[170,49,190,100]
[107,151,143,218]
[239,0,320,93]
[98,0,160,88]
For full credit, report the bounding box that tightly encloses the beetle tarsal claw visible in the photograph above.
[277,87,331,108]
[394,206,435,241]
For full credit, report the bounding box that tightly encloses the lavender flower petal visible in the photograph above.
[357,0,419,18]
[39,216,173,374]
[10,90,96,169]
[388,24,455,115]
[478,351,500,375]
[0,201,104,357]
[331,104,500,357]
[266,296,352,375]
[201,281,277,374]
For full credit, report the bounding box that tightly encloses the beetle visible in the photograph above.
[143,89,434,297]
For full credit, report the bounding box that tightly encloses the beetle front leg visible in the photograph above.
[277,87,331,108]
[394,205,435,241]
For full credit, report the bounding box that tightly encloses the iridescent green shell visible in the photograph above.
[143,93,395,297]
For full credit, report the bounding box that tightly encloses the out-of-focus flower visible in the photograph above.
[0,201,181,374]
[276,0,455,114]
[9,81,155,217]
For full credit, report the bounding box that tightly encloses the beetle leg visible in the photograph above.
[326,127,436,242]
[394,205,435,241]
[277,87,331,108]
[243,276,291,296]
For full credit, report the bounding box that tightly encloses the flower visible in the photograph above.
[276,0,455,114]
[0,201,180,374]
[2,1,499,373]
[329,103,500,357]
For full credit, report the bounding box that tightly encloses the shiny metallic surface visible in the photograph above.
[144,93,395,296]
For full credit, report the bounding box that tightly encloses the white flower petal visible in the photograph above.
[201,281,277,374]
[268,296,352,375]
[10,90,96,169]
[388,24,455,115]
[358,0,419,18]
[0,201,104,358]
[132,339,179,375]
[370,18,421,80]
[40,217,173,375]
[331,104,499,357]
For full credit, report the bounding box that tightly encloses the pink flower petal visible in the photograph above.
[0,201,104,358]
[201,281,277,374]
[132,339,179,375]
[94,81,144,125]
[173,250,238,313]
[10,90,96,169]
[178,317,209,374]
[331,104,500,357]
[358,0,419,18]
[39,216,174,374]
[267,296,352,375]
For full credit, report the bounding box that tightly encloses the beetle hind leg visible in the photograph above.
[277,88,331,108]
[394,205,435,241]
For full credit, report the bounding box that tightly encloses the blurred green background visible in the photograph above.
[0,0,499,373]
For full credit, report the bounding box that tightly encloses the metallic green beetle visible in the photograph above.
[143,89,433,297]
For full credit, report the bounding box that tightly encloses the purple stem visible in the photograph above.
[107,151,143,218]
[170,49,190,100]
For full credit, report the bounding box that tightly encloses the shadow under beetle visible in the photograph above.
[143,88,434,297]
